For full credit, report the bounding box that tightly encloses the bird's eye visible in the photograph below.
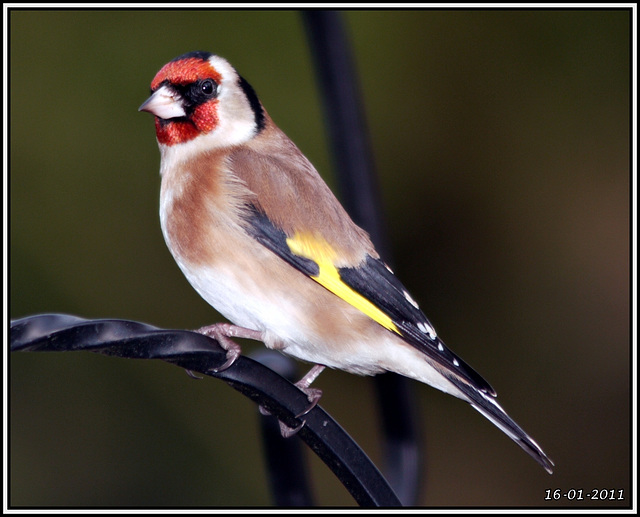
[200,79,217,97]
[185,79,218,106]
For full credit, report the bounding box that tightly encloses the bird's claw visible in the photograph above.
[185,369,203,380]
[195,322,257,373]
[259,384,323,438]
[210,347,241,373]
[279,419,307,438]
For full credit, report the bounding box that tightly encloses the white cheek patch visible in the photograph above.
[157,113,256,162]
[209,116,256,148]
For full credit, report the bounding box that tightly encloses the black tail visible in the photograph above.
[446,375,554,474]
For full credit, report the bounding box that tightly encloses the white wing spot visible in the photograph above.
[453,358,460,367]
[403,290,420,309]
[437,343,444,352]
[416,321,437,340]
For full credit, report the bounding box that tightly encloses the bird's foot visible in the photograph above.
[195,322,263,373]
[260,364,326,437]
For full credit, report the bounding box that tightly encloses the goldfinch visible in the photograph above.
[139,51,553,474]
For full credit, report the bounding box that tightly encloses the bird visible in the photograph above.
[139,51,554,474]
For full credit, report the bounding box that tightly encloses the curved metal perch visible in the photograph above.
[10,313,401,507]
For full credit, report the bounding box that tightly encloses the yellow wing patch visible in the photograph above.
[286,232,400,335]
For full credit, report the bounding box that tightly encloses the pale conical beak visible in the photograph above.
[138,85,186,120]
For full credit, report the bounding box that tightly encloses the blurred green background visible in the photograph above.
[9,8,630,507]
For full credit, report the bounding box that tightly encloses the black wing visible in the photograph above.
[338,255,496,396]
[245,206,495,396]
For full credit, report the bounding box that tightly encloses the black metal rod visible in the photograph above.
[302,10,389,256]
[302,10,422,506]
[10,314,401,507]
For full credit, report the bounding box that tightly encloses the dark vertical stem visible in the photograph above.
[302,10,423,506]
[252,350,315,506]
[302,10,390,259]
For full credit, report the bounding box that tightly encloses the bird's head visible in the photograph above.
[139,51,265,150]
